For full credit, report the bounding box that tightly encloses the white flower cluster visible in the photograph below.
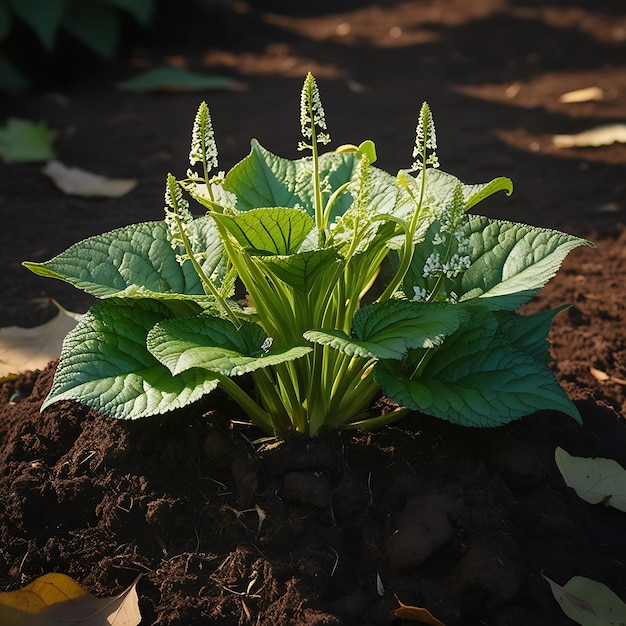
[299,72,331,147]
[189,101,218,170]
[164,175,199,265]
[412,286,429,301]
[412,102,439,171]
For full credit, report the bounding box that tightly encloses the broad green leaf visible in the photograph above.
[260,248,341,290]
[8,0,65,49]
[61,2,119,58]
[543,572,626,626]
[0,572,141,625]
[304,300,466,360]
[375,306,581,426]
[148,315,311,376]
[555,447,626,512]
[460,216,593,303]
[118,67,243,93]
[212,207,314,255]
[23,218,225,299]
[493,305,569,364]
[0,118,55,163]
[42,299,217,419]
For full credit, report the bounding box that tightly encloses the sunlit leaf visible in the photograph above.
[0,118,55,163]
[0,303,80,376]
[118,67,244,93]
[543,571,626,626]
[42,160,136,197]
[553,124,626,148]
[555,447,626,512]
[0,572,141,625]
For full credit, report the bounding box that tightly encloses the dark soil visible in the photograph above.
[2,1,626,624]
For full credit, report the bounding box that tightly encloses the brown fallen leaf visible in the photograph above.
[393,596,447,625]
[0,573,142,625]
[42,160,137,197]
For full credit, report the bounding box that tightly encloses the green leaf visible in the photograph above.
[0,3,11,40]
[375,306,581,426]
[555,447,626,512]
[460,216,593,304]
[8,0,65,49]
[304,300,466,360]
[494,305,569,364]
[42,299,217,419]
[0,118,55,163]
[118,67,244,93]
[212,207,314,255]
[23,218,225,299]
[259,248,340,291]
[148,315,312,376]
[62,1,120,58]
[106,0,154,24]
[543,572,626,626]
[0,53,28,91]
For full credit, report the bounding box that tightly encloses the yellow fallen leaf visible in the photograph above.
[559,87,604,103]
[553,124,626,148]
[393,597,447,625]
[542,571,626,625]
[42,160,137,197]
[555,447,626,512]
[0,573,141,625]
[0,303,80,376]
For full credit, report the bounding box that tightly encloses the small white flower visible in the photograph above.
[412,286,429,301]
[432,231,446,246]
[411,102,439,171]
[423,252,442,278]
[442,253,471,278]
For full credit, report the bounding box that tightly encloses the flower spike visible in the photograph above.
[189,101,218,170]
[299,72,331,147]
[411,102,439,171]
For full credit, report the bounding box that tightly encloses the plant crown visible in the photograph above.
[24,73,592,436]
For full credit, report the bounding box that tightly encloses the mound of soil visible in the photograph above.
[2,1,626,624]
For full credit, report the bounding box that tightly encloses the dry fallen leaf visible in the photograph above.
[590,366,610,382]
[42,160,137,197]
[559,87,604,103]
[0,304,80,376]
[553,124,626,148]
[0,573,142,625]
[542,571,626,626]
[555,446,626,512]
[392,597,447,625]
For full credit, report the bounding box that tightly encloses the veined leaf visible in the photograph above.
[260,248,341,291]
[375,306,581,426]
[304,300,466,360]
[543,572,626,626]
[42,299,218,419]
[211,207,314,255]
[459,216,593,304]
[0,572,141,625]
[23,218,225,299]
[148,315,311,376]
[493,305,569,364]
[555,447,626,512]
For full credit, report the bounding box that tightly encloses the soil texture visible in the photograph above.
[1,1,626,624]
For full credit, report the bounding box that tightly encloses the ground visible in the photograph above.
[1,1,626,624]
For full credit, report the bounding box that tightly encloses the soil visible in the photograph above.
[2,1,626,624]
